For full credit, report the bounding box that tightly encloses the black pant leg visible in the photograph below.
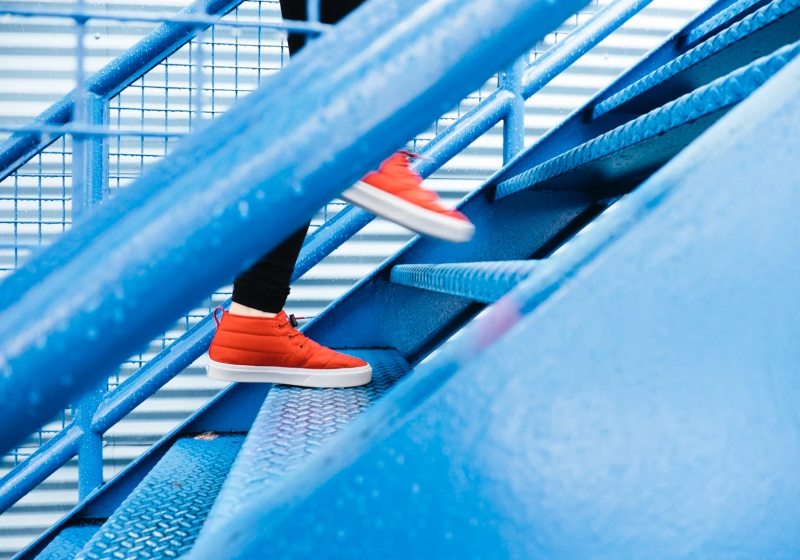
[231,0,367,313]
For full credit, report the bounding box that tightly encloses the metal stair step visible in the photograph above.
[687,0,772,45]
[495,39,800,200]
[390,261,540,303]
[196,349,412,540]
[73,435,245,560]
[33,524,101,560]
[592,0,800,118]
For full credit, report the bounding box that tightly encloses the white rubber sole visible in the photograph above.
[207,359,372,388]
[341,181,475,243]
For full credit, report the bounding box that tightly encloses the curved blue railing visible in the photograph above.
[0,0,660,518]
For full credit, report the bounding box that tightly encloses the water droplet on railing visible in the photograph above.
[95,33,101,40]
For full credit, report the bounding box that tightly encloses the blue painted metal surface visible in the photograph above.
[0,0,248,182]
[518,0,656,99]
[14,381,269,560]
[0,0,661,518]
[687,0,770,44]
[71,87,109,500]
[496,40,800,199]
[6,0,780,556]
[390,261,540,303]
[198,350,412,540]
[501,58,526,163]
[34,524,102,560]
[0,0,587,458]
[593,0,800,118]
[0,425,83,515]
[74,435,244,560]
[185,53,800,560]
[71,95,108,221]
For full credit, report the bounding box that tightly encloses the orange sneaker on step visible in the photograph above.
[207,309,371,388]
[342,151,475,243]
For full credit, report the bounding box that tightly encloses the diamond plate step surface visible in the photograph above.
[593,0,800,118]
[34,524,102,560]
[198,349,413,536]
[390,261,540,303]
[496,39,800,199]
[75,434,245,560]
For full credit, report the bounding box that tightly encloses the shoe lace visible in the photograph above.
[398,149,434,162]
[278,314,309,348]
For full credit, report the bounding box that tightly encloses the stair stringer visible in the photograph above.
[187,55,800,560]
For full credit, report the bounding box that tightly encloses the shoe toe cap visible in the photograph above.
[332,353,369,369]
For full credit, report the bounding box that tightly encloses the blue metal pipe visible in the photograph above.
[71,93,108,221]
[90,311,222,433]
[0,0,647,500]
[0,0,642,479]
[0,0,589,457]
[0,425,83,514]
[0,0,661,497]
[0,0,247,183]
[521,0,656,99]
[502,57,527,163]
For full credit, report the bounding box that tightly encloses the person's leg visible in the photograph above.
[210,0,372,389]
[229,0,367,319]
[211,0,475,388]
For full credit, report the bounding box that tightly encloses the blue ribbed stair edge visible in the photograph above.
[687,0,768,44]
[496,38,800,199]
[34,524,102,560]
[197,349,412,538]
[74,435,245,560]
[593,0,800,118]
[390,261,540,303]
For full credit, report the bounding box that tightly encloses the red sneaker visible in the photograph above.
[342,151,475,243]
[207,310,372,388]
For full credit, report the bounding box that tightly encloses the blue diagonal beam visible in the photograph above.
[0,0,589,457]
[390,261,540,303]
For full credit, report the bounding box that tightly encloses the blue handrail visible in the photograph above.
[0,0,589,460]
[0,0,658,516]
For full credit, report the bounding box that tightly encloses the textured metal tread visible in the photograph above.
[34,524,102,560]
[687,0,766,44]
[593,0,800,118]
[496,40,800,199]
[390,261,539,303]
[198,349,412,536]
[75,435,245,560]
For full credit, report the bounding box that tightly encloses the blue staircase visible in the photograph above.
[1,0,800,557]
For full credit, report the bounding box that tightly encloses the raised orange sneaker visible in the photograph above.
[342,151,475,243]
[207,309,372,388]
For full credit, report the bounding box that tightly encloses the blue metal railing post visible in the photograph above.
[501,56,526,163]
[70,5,109,496]
[0,0,589,458]
[71,93,109,216]
[73,383,106,498]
